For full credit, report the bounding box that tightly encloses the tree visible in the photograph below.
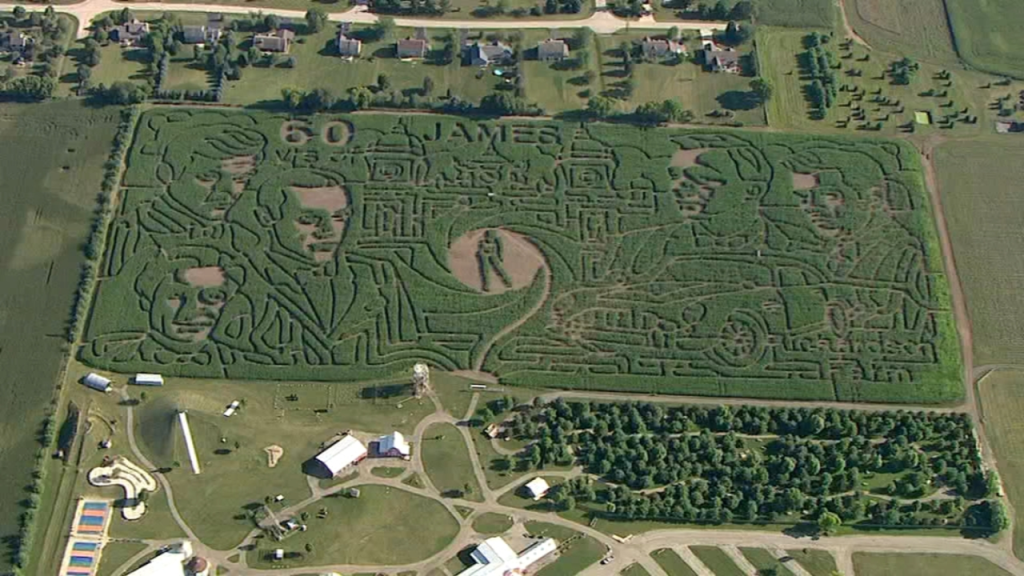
[729,0,753,19]
[817,511,841,536]
[422,75,435,95]
[667,26,679,41]
[750,77,773,103]
[12,6,25,20]
[284,56,297,68]
[94,28,109,45]
[374,16,396,41]
[282,88,302,110]
[572,27,593,50]
[304,8,328,33]
[378,73,391,91]
[2,76,56,101]
[264,14,281,31]
[302,87,335,111]
[711,0,728,19]
[349,86,373,109]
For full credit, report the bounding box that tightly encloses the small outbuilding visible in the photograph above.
[134,373,164,386]
[377,431,411,459]
[83,373,113,393]
[524,477,550,500]
[310,435,367,477]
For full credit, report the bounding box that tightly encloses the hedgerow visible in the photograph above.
[78,110,961,404]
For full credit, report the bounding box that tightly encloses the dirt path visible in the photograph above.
[472,233,552,372]
[836,0,871,48]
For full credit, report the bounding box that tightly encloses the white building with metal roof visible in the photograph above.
[313,435,367,477]
[126,540,193,576]
[377,431,411,458]
[524,477,550,500]
[458,536,557,576]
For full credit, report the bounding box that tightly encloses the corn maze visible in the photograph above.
[80,110,961,403]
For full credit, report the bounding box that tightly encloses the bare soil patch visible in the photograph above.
[793,172,820,190]
[264,445,283,468]
[292,185,349,213]
[671,148,710,167]
[449,229,544,294]
[182,266,225,287]
[221,155,256,175]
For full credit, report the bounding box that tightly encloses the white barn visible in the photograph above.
[459,536,557,576]
[524,477,550,500]
[83,373,112,393]
[126,540,193,576]
[313,435,367,477]
[377,431,411,459]
[134,373,164,386]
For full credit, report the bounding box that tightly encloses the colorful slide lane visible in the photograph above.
[59,499,112,576]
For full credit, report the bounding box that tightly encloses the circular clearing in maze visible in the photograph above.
[448,229,543,294]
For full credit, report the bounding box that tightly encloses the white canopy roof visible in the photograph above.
[525,477,550,499]
[459,537,557,576]
[127,541,192,576]
[315,436,367,476]
[378,431,410,456]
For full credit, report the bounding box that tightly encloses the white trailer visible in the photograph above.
[133,373,164,386]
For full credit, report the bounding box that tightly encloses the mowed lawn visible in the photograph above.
[785,548,839,576]
[222,26,496,106]
[978,370,1024,560]
[740,548,795,576]
[472,512,513,534]
[945,0,1024,77]
[689,546,745,576]
[247,484,459,567]
[935,139,1024,365]
[96,542,148,576]
[650,549,698,576]
[132,376,435,549]
[0,102,120,573]
[843,0,959,64]
[595,31,765,125]
[421,422,484,501]
[851,553,1014,576]
[526,521,605,576]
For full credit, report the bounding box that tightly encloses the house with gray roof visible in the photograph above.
[397,37,430,59]
[3,31,33,52]
[703,47,740,73]
[641,36,685,59]
[112,18,150,46]
[182,24,222,45]
[337,29,362,57]
[466,41,512,66]
[254,28,295,53]
[536,38,569,62]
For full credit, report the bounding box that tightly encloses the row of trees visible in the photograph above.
[802,33,839,115]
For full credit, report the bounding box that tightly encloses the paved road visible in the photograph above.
[0,0,729,38]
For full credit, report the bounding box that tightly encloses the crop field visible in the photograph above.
[851,553,1013,576]
[945,0,1024,78]
[934,139,1024,365]
[79,109,960,403]
[978,370,1024,559]
[0,102,120,571]
[843,0,958,64]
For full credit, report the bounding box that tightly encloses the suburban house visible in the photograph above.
[112,18,150,46]
[397,37,430,59]
[536,38,569,62]
[254,29,295,53]
[640,36,685,59]
[2,31,33,52]
[704,48,740,73]
[466,40,512,67]
[309,435,367,478]
[337,29,362,57]
[181,24,222,45]
[376,431,411,459]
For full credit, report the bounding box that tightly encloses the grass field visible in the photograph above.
[525,521,605,576]
[131,376,433,549]
[81,110,961,403]
[621,563,652,576]
[785,548,839,576]
[221,25,496,107]
[472,512,514,534]
[247,484,459,567]
[96,542,148,576]
[978,370,1024,559]
[595,31,765,125]
[371,466,406,478]
[422,423,484,501]
[935,138,1024,365]
[851,552,1013,575]
[0,102,120,572]
[651,549,698,576]
[843,0,958,64]
[740,547,795,576]
[757,26,1016,136]
[945,0,1024,78]
[690,547,745,576]
[651,0,832,28]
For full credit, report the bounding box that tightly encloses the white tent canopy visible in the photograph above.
[315,436,368,476]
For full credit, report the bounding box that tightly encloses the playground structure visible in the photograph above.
[413,364,430,399]
[87,459,156,520]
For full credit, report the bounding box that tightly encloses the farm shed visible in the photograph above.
[133,373,164,386]
[377,431,411,458]
[83,373,112,393]
[459,536,557,576]
[311,435,367,477]
[524,477,550,500]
